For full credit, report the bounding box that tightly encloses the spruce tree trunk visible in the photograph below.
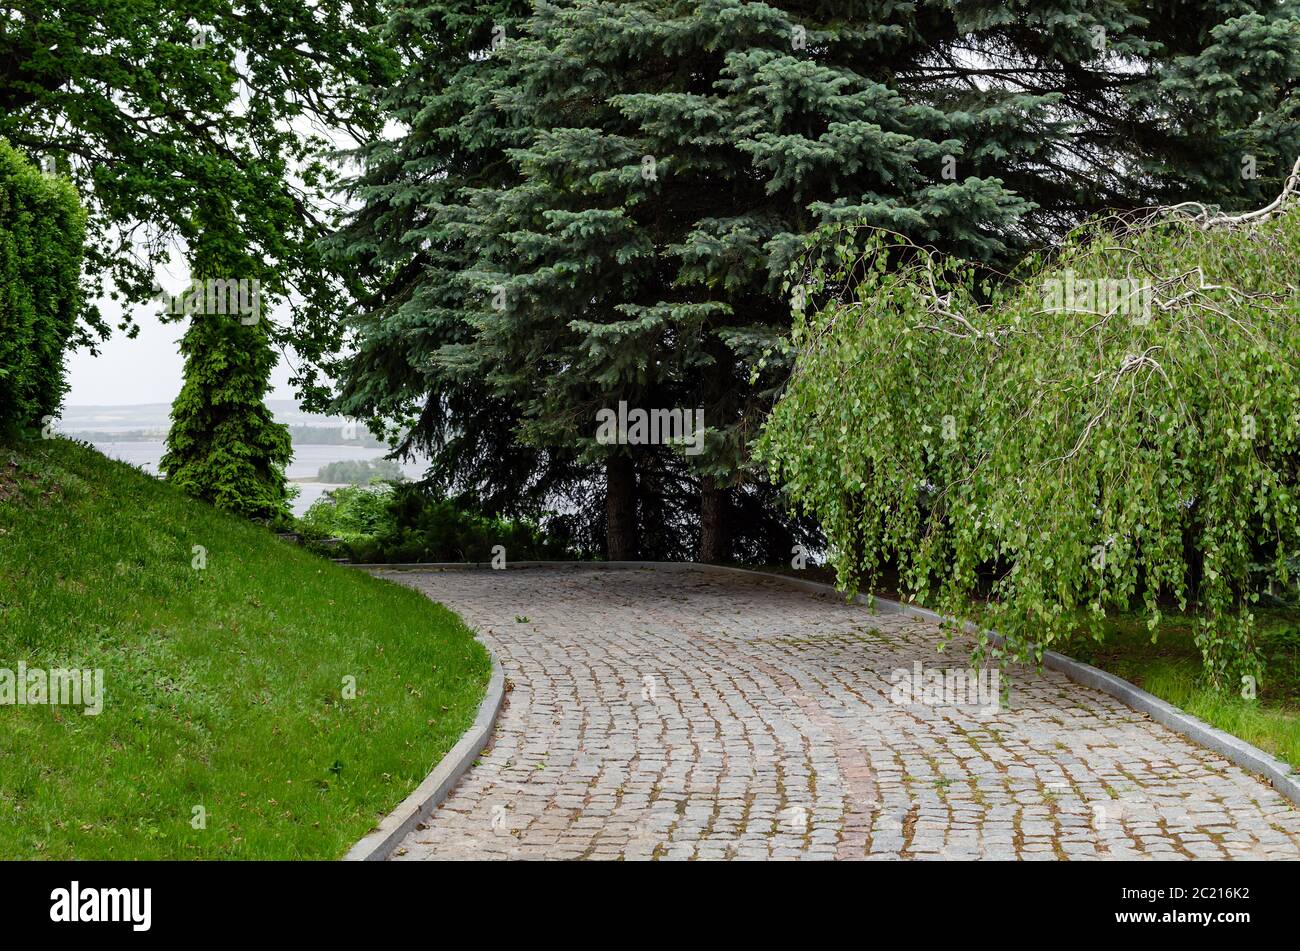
[606,455,638,560]
[698,476,728,563]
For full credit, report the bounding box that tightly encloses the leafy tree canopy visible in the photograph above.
[1,0,395,396]
[758,164,1300,688]
[335,0,1300,558]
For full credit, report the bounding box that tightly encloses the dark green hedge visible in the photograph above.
[0,140,86,436]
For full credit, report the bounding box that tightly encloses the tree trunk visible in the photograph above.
[606,455,638,560]
[698,476,728,563]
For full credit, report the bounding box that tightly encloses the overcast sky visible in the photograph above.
[64,277,298,408]
[63,104,359,410]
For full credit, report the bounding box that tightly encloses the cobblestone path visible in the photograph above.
[377,565,1300,861]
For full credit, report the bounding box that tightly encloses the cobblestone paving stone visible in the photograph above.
[377,564,1300,861]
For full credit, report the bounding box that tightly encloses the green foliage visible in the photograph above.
[330,0,554,516]
[758,195,1300,689]
[300,481,572,564]
[337,0,1300,556]
[0,139,85,436]
[159,307,293,523]
[160,202,293,523]
[1,1,397,388]
[299,484,394,541]
[317,457,405,485]
[4,2,399,516]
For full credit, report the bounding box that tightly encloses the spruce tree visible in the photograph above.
[330,1,556,512]
[339,0,1300,559]
[160,203,292,523]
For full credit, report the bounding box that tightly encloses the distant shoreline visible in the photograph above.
[61,428,388,449]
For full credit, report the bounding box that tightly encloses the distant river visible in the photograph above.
[87,440,427,516]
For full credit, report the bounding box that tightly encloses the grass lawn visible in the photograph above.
[0,438,491,859]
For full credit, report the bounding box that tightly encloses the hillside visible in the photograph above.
[0,438,489,859]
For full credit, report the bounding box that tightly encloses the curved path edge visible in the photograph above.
[704,563,1300,812]
[342,638,505,861]
[350,559,1300,820]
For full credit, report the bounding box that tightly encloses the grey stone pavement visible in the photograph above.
[377,564,1300,860]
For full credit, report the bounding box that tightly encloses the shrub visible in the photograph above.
[758,183,1300,689]
[299,484,394,541]
[299,481,571,563]
[0,140,85,437]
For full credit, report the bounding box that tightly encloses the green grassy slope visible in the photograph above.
[0,439,490,859]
